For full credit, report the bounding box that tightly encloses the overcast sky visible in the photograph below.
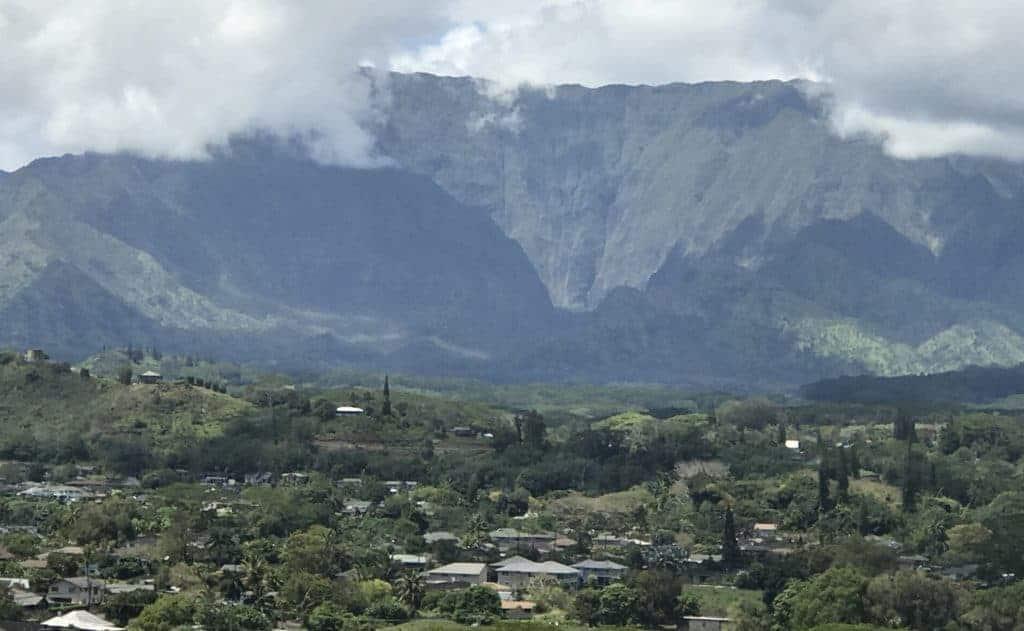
[2,0,1023,171]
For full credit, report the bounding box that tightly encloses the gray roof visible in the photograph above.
[572,559,627,570]
[496,560,579,575]
[491,555,532,568]
[59,577,105,589]
[427,562,487,576]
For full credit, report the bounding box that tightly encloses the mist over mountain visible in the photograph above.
[4,73,1024,386]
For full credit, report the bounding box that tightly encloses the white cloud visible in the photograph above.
[394,0,1024,162]
[0,0,446,170]
[2,0,1024,169]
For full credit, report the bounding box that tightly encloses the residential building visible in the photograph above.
[426,562,488,586]
[138,371,162,384]
[423,531,459,545]
[680,616,733,631]
[681,554,724,585]
[335,406,365,416]
[572,559,627,585]
[23,349,48,363]
[494,560,579,592]
[390,554,429,569]
[41,610,122,630]
[47,577,106,605]
[488,528,556,552]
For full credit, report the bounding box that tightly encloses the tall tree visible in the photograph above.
[818,456,832,512]
[518,410,547,450]
[382,374,392,417]
[902,438,918,513]
[722,506,741,566]
[836,447,850,503]
[849,442,861,479]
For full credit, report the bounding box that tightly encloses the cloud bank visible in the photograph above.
[0,1,444,170]
[3,1,1024,170]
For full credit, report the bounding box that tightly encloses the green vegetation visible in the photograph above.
[1,347,1023,629]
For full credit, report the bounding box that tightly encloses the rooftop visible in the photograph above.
[427,562,487,576]
[496,560,579,575]
[572,559,627,570]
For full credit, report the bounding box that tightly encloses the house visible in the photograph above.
[0,579,31,591]
[384,481,418,494]
[18,485,94,502]
[23,349,48,363]
[423,531,459,545]
[280,472,310,485]
[426,563,488,586]
[104,583,154,596]
[390,554,429,569]
[243,472,274,486]
[491,555,532,569]
[593,533,652,549]
[572,559,627,585]
[784,439,801,450]
[41,610,122,630]
[10,587,45,609]
[47,577,106,605]
[450,427,476,438]
[681,554,724,585]
[495,560,580,592]
[489,528,556,552]
[138,371,162,385]
[341,499,373,516]
[680,615,733,631]
[335,406,365,416]
[752,523,779,538]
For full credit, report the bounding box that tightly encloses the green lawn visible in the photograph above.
[688,585,763,617]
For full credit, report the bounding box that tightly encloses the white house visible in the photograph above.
[336,406,365,416]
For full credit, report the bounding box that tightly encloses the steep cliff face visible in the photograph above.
[378,73,1023,313]
[0,145,554,364]
[4,73,1024,385]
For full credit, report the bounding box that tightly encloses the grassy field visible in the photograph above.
[688,585,763,617]
[850,478,902,510]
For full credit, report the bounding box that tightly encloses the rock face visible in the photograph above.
[5,73,1024,385]
[378,74,1024,308]
[374,72,1024,381]
[0,143,554,365]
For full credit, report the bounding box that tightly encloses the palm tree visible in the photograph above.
[395,571,426,610]
[241,554,275,611]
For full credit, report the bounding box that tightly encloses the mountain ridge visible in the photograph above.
[3,73,1024,385]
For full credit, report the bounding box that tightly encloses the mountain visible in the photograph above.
[4,73,1024,386]
[0,142,554,369]
[375,72,1024,381]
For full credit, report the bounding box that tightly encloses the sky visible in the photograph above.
[2,0,1024,171]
